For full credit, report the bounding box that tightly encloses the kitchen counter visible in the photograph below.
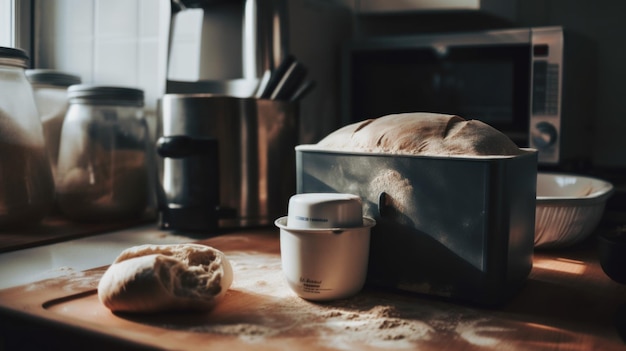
[0,225,625,351]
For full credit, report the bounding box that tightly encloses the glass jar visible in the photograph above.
[0,47,55,227]
[26,69,81,183]
[56,85,150,221]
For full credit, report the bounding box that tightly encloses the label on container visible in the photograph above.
[294,216,329,225]
[299,277,326,294]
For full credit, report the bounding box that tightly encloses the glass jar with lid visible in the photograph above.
[0,47,55,227]
[56,85,150,221]
[26,69,81,183]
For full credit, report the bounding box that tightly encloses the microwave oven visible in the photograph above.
[341,26,591,165]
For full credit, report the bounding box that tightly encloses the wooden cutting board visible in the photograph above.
[0,228,625,350]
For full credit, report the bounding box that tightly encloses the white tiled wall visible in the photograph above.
[34,0,174,112]
[34,0,354,145]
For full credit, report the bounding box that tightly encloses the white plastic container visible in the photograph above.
[276,193,375,301]
[287,193,363,229]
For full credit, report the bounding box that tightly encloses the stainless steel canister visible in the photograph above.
[156,94,298,231]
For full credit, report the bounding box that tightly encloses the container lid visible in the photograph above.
[68,84,144,105]
[0,47,28,68]
[26,69,81,87]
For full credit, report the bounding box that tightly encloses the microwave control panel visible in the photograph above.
[529,27,564,164]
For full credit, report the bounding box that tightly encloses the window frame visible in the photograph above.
[0,0,33,64]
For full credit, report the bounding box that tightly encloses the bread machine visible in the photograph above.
[295,146,538,306]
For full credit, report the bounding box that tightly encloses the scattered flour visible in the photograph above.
[454,319,516,348]
[25,269,97,293]
[367,169,417,226]
[314,306,435,350]
[39,248,520,350]
[191,323,280,343]
[200,251,510,350]
[369,169,414,213]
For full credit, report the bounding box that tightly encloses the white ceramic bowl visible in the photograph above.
[535,172,614,248]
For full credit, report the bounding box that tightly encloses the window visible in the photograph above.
[0,0,14,47]
[0,0,31,59]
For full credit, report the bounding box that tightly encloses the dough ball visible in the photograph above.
[98,243,233,313]
[317,112,523,157]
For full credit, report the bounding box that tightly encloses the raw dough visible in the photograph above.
[317,112,523,157]
[98,243,233,313]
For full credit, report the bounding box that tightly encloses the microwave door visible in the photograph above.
[347,44,531,146]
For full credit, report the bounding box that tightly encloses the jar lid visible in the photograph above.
[68,85,144,105]
[0,47,29,68]
[26,69,81,87]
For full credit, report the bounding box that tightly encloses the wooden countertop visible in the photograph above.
[0,227,625,350]
[0,216,151,253]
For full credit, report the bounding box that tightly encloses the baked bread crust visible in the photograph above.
[97,243,233,313]
[317,113,523,156]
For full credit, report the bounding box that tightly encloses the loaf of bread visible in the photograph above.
[98,243,233,313]
[317,112,523,157]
